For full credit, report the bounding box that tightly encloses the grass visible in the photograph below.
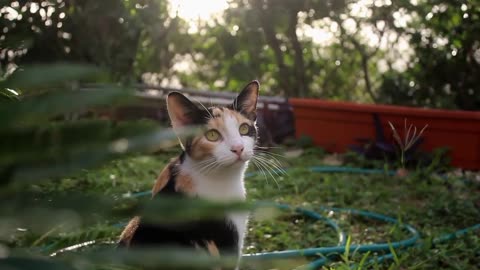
[12,146,480,269]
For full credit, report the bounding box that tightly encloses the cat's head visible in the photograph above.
[166,81,259,168]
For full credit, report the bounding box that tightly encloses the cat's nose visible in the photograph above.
[230,145,244,156]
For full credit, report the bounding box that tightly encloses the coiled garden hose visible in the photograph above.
[44,166,479,269]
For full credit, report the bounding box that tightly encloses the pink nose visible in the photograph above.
[230,145,244,157]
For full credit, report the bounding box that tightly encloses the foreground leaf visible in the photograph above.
[0,121,184,185]
[0,257,76,270]
[0,88,134,129]
[0,194,252,238]
[0,63,101,92]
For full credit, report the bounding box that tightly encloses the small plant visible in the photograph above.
[388,119,428,169]
[349,115,437,170]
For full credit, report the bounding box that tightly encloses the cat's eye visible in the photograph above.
[205,129,221,142]
[239,123,250,135]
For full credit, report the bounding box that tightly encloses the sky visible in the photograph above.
[168,0,228,23]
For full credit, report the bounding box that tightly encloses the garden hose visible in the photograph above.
[42,166,479,269]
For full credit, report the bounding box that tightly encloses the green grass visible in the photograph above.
[13,146,480,269]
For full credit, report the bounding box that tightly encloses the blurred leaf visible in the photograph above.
[0,257,76,270]
[52,246,295,270]
[0,194,251,237]
[0,88,20,101]
[0,121,185,185]
[62,247,238,270]
[0,64,101,92]
[0,88,134,129]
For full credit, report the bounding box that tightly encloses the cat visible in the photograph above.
[118,81,260,270]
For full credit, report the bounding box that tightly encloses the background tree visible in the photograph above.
[0,0,188,82]
[1,0,479,109]
[378,0,480,110]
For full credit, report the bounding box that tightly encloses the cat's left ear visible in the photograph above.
[232,80,259,121]
[167,92,205,129]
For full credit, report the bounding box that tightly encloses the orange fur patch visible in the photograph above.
[152,158,178,196]
[189,136,215,160]
[119,216,140,246]
[206,241,222,270]
[175,173,195,195]
[206,240,220,257]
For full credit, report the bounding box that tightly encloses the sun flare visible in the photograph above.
[169,0,229,21]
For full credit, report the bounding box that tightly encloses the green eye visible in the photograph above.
[205,129,221,142]
[239,123,250,135]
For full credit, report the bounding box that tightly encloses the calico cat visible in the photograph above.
[119,81,260,269]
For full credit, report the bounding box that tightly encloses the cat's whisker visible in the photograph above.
[201,156,231,175]
[254,149,286,159]
[205,161,224,175]
[199,160,220,175]
[258,152,286,168]
[254,154,287,175]
[192,158,219,175]
[254,150,287,165]
[252,156,280,188]
[193,98,214,119]
[257,159,283,186]
[254,157,286,180]
[254,146,283,150]
[192,158,217,171]
[251,158,270,186]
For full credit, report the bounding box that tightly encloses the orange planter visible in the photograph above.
[290,98,480,170]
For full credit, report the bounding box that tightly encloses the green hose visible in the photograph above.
[43,166,479,269]
[244,166,478,269]
[244,204,420,269]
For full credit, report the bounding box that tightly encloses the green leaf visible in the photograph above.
[0,121,183,184]
[0,87,134,129]
[0,63,101,92]
[0,194,251,237]
[0,257,76,270]
[63,247,238,270]
[0,88,20,101]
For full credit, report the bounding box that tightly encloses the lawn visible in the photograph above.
[15,146,480,270]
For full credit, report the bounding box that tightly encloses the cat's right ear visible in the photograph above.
[166,92,203,129]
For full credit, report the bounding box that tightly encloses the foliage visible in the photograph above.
[377,0,480,110]
[2,1,479,109]
[0,63,254,270]
[176,0,351,97]
[10,146,479,269]
[0,0,189,82]
[348,115,448,170]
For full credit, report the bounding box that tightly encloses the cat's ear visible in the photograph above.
[232,80,259,121]
[167,92,205,129]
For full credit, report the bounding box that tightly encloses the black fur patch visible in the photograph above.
[125,151,239,256]
[128,216,239,255]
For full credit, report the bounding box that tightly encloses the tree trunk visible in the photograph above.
[287,9,307,97]
[360,54,378,103]
[252,0,292,96]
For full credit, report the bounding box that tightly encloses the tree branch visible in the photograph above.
[335,16,379,103]
[287,8,307,97]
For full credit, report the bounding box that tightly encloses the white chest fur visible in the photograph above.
[180,157,249,255]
